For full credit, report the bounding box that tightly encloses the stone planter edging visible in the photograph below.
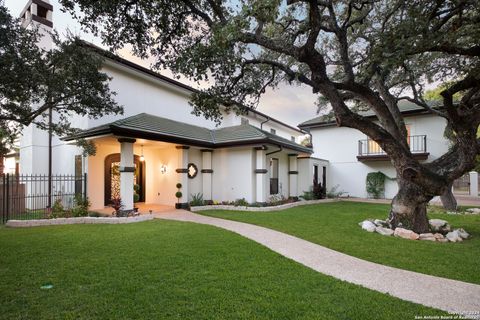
[190,199,338,212]
[6,215,154,228]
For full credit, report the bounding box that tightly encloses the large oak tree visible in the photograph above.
[61,0,480,233]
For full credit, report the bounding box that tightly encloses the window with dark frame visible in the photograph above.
[37,5,48,19]
[270,128,276,135]
[74,155,82,195]
[269,158,279,195]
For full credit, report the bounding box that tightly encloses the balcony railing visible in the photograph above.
[358,135,427,158]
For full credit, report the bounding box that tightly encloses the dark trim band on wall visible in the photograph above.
[176,146,190,150]
[200,149,213,153]
[33,0,54,10]
[255,169,268,174]
[201,169,213,173]
[176,168,188,173]
[117,137,137,143]
[31,14,53,27]
[288,171,299,175]
[288,153,298,157]
[254,146,268,151]
[119,166,135,172]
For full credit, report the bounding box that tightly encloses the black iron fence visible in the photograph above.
[0,173,87,223]
[358,135,427,156]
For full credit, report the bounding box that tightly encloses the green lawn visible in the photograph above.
[200,201,480,285]
[0,220,443,319]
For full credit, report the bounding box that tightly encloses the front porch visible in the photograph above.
[64,113,314,211]
[94,203,176,216]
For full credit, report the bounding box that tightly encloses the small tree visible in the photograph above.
[0,4,123,155]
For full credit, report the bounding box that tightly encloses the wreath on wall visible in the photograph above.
[366,172,390,199]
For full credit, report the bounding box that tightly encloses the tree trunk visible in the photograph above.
[440,182,457,212]
[387,179,431,234]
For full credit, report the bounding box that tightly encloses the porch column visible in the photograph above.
[288,154,298,199]
[118,138,136,211]
[201,149,213,203]
[176,146,189,207]
[469,171,478,197]
[254,146,268,204]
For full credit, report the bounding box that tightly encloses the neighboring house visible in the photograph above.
[299,103,449,199]
[17,0,320,211]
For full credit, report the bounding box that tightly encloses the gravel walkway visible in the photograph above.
[157,210,480,316]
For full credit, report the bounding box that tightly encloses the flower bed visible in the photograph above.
[190,199,337,212]
[6,215,154,228]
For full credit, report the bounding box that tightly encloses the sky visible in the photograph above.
[4,0,319,127]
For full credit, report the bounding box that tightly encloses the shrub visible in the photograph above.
[366,172,387,199]
[234,198,249,207]
[190,193,204,206]
[300,189,314,200]
[175,191,182,199]
[50,199,65,218]
[71,195,90,217]
[109,197,124,216]
[326,185,347,198]
[88,211,103,217]
[176,183,182,189]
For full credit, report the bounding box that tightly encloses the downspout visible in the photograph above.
[266,145,283,156]
[260,117,270,130]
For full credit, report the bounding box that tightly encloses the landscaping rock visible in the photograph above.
[455,228,469,239]
[429,218,447,229]
[436,238,449,243]
[433,233,445,240]
[394,228,420,240]
[446,230,463,242]
[419,233,436,241]
[466,208,480,214]
[361,220,376,232]
[375,226,394,236]
[428,219,451,233]
[374,219,388,227]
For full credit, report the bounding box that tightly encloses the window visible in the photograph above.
[313,165,319,185]
[269,158,279,194]
[74,155,83,195]
[291,136,295,142]
[37,5,48,19]
[241,118,249,125]
[270,128,276,135]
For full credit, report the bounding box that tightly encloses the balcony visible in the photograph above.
[357,135,429,161]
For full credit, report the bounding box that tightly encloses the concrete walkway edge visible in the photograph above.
[157,210,480,316]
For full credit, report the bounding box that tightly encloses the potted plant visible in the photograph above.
[175,183,182,209]
[133,184,140,212]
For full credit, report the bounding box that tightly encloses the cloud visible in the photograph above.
[257,84,319,126]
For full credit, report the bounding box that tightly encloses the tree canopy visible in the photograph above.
[60,0,480,232]
[0,4,123,154]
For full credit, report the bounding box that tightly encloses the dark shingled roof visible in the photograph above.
[298,101,438,129]
[65,113,312,153]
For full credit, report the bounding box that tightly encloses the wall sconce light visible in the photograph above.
[160,165,167,174]
[140,145,145,162]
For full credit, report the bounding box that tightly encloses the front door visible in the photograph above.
[104,153,145,206]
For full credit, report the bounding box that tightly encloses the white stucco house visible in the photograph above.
[16,0,325,212]
[299,104,450,199]
[14,0,452,213]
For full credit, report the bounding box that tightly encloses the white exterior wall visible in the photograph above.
[309,114,448,199]
[211,147,255,203]
[297,157,329,196]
